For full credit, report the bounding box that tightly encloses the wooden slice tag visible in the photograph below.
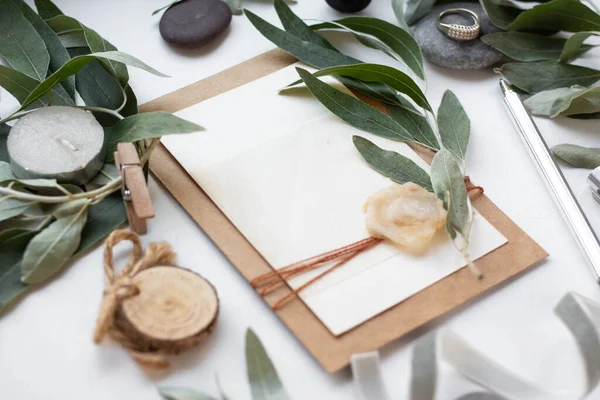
[114,265,218,354]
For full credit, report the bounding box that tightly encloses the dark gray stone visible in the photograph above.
[325,0,372,13]
[412,2,503,70]
[159,0,232,49]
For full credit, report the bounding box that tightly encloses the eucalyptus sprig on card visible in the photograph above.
[0,0,202,315]
[248,1,481,276]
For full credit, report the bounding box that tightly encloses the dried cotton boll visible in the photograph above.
[364,183,447,250]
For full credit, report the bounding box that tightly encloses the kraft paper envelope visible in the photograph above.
[142,49,548,373]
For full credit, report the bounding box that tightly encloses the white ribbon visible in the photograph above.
[351,292,600,400]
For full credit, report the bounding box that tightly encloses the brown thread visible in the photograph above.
[253,178,485,310]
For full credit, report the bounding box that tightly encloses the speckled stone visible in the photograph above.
[159,0,232,49]
[412,2,503,70]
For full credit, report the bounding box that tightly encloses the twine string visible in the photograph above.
[93,229,176,367]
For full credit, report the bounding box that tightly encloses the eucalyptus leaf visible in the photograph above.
[481,32,592,62]
[45,15,82,35]
[479,0,522,30]
[0,124,9,163]
[0,0,49,81]
[311,17,425,80]
[0,230,37,313]
[152,1,184,16]
[13,0,76,100]
[508,0,600,32]
[245,9,360,69]
[0,65,73,108]
[34,0,63,19]
[246,329,290,400]
[76,192,126,253]
[159,387,218,400]
[524,86,585,116]
[16,51,168,112]
[247,4,406,107]
[496,61,600,93]
[405,0,438,25]
[58,31,87,48]
[560,32,600,62]
[68,47,125,125]
[437,90,470,161]
[0,161,15,181]
[391,0,410,30]
[353,136,433,191]
[387,105,439,150]
[550,86,600,116]
[21,199,89,284]
[0,226,36,244]
[224,0,243,15]
[103,112,203,162]
[291,64,431,111]
[84,27,130,87]
[275,0,336,51]
[0,197,36,222]
[430,149,469,239]
[553,144,600,168]
[295,67,415,143]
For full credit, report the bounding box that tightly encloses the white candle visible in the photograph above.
[7,106,105,185]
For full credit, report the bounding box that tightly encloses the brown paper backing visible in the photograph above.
[141,49,548,374]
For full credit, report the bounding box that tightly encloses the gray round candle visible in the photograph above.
[7,106,105,185]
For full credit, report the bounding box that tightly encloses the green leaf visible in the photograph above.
[0,197,36,222]
[76,192,126,253]
[84,27,130,87]
[68,47,125,126]
[524,86,585,116]
[0,162,15,181]
[292,64,431,111]
[437,90,470,161]
[0,230,37,313]
[391,0,410,30]
[57,31,87,48]
[0,65,73,108]
[13,0,76,100]
[159,387,218,400]
[21,199,89,284]
[275,0,336,51]
[353,136,433,191]
[295,67,415,143]
[246,329,290,400]
[559,32,600,63]
[34,0,63,19]
[479,0,522,30]
[508,0,600,32]
[103,112,203,162]
[223,0,243,15]
[17,51,168,112]
[405,0,437,25]
[45,15,82,35]
[152,1,183,16]
[553,144,600,168]
[481,32,592,62]
[0,124,10,163]
[0,0,50,81]
[495,61,600,93]
[430,149,469,239]
[549,86,600,117]
[245,9,359,69]
[311,17,425,80]
[387,105,439,150]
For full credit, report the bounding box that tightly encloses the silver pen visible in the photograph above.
[500,79,600,283]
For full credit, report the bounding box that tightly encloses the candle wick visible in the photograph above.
[55,137,79,152]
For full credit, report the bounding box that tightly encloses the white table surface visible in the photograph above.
[2,1,600,399]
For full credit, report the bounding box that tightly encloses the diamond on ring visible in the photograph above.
[437,8,481,42]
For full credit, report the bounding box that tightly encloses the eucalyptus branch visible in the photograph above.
[114,86,129,114]
[0,109,38,125]
[0,178,122,204]
[80,106,125,120]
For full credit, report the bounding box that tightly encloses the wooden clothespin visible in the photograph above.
[114,143,155,234]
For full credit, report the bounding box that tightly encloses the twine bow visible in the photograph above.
[93,229,176,367]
